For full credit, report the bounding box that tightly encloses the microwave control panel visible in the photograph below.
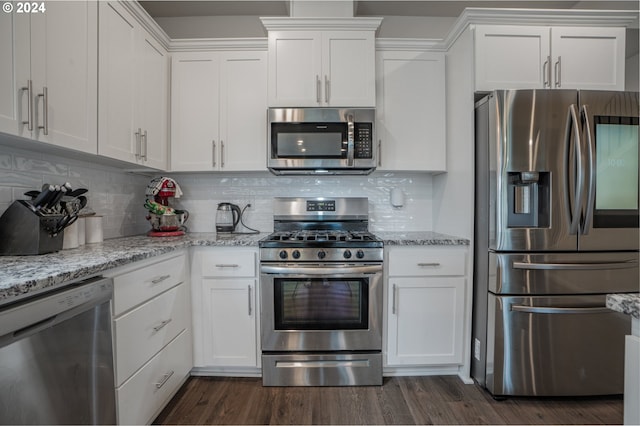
[354,123,373,159]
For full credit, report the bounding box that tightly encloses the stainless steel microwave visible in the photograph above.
[267,108,376,175]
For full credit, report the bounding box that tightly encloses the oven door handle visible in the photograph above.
[260,264,382,275]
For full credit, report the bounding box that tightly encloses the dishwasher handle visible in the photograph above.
[0,276,113,344]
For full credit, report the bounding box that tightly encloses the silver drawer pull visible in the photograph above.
[215,264,239,268]
[152,318,172,332]
[511,305,612,315]
[154,370,174,389]
[417,262,441,267]
[151,274,171,285]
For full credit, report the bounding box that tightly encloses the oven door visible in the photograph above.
[260,263,383,352]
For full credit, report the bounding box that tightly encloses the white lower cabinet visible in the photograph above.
[106,251,192,425]
[191,247,260,373]
[385,246,466,367]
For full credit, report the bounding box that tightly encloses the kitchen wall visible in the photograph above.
[0,144,150,239]
[167,172,434,234]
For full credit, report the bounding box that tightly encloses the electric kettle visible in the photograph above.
[216,203,241,233]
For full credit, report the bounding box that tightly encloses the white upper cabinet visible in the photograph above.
[98,1,169,169]
[171,50,267,172]
[0,1,97,153]
[376,49,446,172]
[475,25,625,91]
[267,30,376,107]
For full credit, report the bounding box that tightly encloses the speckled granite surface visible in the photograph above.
[0,232,265,306]
[0,230,468,307]
[376,231,470,246]
[607,293,640,319]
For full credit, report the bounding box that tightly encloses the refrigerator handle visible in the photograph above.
[565,104,584,235]
[580,104,596,235]
[513,260,638,270]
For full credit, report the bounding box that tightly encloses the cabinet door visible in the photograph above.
[551,26,625,90]
[202,278,258,367]
[0,12,29,137]
[170,52,219,171]
[219,51,268,171]
[376,50,446,171]
[474,25,550,91]
[323,31,375,107]
[138,33,168,169]
[29,1,97,153]
[267,31,321,107]
[387,277,465,366]
[98,1,138,163]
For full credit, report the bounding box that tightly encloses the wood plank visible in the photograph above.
[153,376,623,425]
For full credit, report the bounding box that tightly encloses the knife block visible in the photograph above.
[0,200,64,255]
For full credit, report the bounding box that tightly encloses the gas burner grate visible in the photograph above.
[266,230,378,243]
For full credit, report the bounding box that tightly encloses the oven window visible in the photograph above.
[271,123,346,159]
[274,278,369,330]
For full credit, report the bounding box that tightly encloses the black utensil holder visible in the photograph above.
[0,201,64,255]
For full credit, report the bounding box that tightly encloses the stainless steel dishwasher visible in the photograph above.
[0,276,116,425]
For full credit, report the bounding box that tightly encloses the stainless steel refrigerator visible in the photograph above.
[472,89,639,397]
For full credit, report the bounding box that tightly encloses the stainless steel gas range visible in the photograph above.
[259,197,383,386]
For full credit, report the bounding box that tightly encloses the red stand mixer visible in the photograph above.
[144,177,189,237]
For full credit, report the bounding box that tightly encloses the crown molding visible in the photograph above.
[168,38,268,52]
[260,17,383,31]
[444,8,639,48]
[376,38,446,52]
[119,0,171,50]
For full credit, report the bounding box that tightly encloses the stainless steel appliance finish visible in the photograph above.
[473,89,639,397]
[268,108,376,175]
[260,197,383,386]
[0,276,115,424]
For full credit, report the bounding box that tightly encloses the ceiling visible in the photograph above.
[139,0,604,18]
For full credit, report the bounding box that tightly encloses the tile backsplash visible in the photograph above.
[0,145,434,239]
[168,172,433,234]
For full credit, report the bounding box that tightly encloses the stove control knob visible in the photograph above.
[292,250,301,259]
[279,250,288,259]
[317,250,326,260]
[343,250,352,259]
[356,250,365,259]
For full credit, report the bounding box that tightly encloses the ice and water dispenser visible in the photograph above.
[507,171,550,228]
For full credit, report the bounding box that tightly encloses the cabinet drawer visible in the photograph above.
[116,329,192,426]
[113,253,186,316]
[114,283,189,386]
[200,249,256,277]
[388,248,466,276]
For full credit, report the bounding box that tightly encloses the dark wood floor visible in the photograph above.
[153,376,623,425]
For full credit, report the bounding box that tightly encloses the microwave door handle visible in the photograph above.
[347,116,355,166]
[580,104,596,235]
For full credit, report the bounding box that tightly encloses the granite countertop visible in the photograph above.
[606,293,640,320]
[0,230,468,307]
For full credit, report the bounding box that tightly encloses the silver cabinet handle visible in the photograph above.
[21,80,33,131]
[37,87,48,135]
[324,75,330,104]
[511,305,611,315]
[316,75,321,104]
[377,140,382,167]
[542,55,551,88]
[141,130,148,160]
[215,263,239,268]
[135,128,142,159]
[152,318,172,332]
[154,370,174,389]
[220,140,225,168]
[418,262,441,267]
[247,285,252,316]
[151,274,171,285]
[212,140,217,167]
[392,283,398,315]
[512,260,637,270]
[554,56,561,87]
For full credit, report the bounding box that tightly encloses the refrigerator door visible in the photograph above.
[486,294,630,397]
[487,90,579,252]
[578,90,639,251]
